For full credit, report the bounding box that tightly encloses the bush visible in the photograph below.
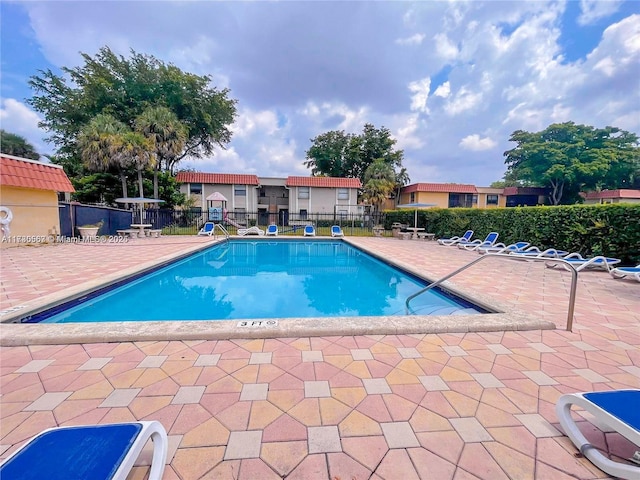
[384,204,640,264]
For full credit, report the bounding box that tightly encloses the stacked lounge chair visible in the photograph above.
[437,230,474,246]
[457,232,500,251]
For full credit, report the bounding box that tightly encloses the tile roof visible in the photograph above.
[175,172,260,185]
[0,155,75,193]
[403,183,477,194]
[583,189,640,199]
[286,176,362,188]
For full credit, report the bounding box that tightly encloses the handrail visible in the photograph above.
[214,223,230,239]
[405,253,579,331]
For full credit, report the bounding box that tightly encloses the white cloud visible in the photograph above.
[444,86,483,116]
[578,0,623,25]
[0,98,50,155]
[459,134,497,151]
[395,33,426,46]
[433,32,459,60]
[433,81,451,98]
[408,77,431,113]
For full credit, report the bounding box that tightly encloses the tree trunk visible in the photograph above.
[138,169,145,198]
[550,179,564,205]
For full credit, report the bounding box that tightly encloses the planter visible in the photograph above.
[77,226,99,239]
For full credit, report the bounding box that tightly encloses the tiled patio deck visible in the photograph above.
[1,236,638,479]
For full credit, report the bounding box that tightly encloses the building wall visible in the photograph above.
[0,186,61,241]
[399,191,450,208]
[584,198,640,205]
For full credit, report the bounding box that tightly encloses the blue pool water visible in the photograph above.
[31,240,484,323]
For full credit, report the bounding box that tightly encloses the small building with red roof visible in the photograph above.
[0,154,75,242]
[582,189,640,205]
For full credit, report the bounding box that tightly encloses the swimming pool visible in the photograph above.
[26,239,486,323]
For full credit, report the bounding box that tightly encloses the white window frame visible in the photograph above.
[298,186,309,199]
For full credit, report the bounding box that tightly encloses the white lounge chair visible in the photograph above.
[477,241,530,255]
[510,247,569,258]
[556,390,640,480]
[437,230,473,246]
[457,232,499,251]
[547,253,621,272]
[197,222,215,236]
[331,225,344,237]
[237,226,265,236]
[610,264,640,282]
[303,225,316,236]
[266,224,278,236]
[0,421,168,480]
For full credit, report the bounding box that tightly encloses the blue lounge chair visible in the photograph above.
[610,264,640,282]
[556,390,640,479]
[457,232,499,251]
[437,230,473,246]
[266,224,278,236]
[0,421,168,480]
[548,253,621,272]
[331,225,344,237]
[477,241,531,255]
[197,222,215,236]
[303,225,316,237]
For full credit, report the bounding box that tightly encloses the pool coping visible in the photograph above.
[0,237,555,346]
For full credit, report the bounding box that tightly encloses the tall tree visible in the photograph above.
[503,122,640,205]
[362,159,396,217]
[394,166,411,201]
[304,123,405,189]
[134,106,187,199]
[0,130,39,159]
[28,46,237,201]
[77,114,131,198]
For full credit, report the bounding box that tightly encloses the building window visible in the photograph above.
[410,192,415,202]
[448,194,474,208]
[300,209,308,219]
[337,188,349,200]
[298,186,309,199]
[472,195,478,205]
[234,185,246,196]
[487,194,499,205]
[190,183,202,195]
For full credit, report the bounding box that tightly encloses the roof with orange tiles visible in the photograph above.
[583,189,640,199]
[286,176,362,188]
[0,155,75,193]
[175,172,260,185]
[403,183,477,194]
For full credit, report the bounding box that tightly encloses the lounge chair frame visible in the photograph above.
[556,390,640,480]
[0,421,168,480]
[437,230,473,246]
[610,265,640,282]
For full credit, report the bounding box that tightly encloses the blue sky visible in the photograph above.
[1,0,638,186]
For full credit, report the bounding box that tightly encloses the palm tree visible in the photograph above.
[362,159,396,220]
[77,114,130,198]
[395,167,410,204]
[135,106,187,199]
[117,131,155,199]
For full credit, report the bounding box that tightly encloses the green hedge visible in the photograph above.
[384,204,640,265]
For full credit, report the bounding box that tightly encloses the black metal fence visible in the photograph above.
[59,203,133,237]
[146,208,393,236]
